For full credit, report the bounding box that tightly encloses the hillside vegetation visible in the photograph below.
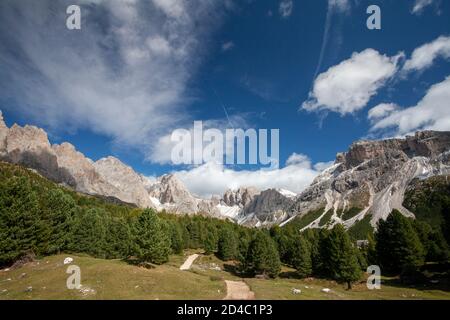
[0,161,449,295]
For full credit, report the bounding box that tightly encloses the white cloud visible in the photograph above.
[286,153,311,166]
[403,36,450,72]
[411,0,435,15]
[368,103,399,121]
[147,36,173,57]
[174,154,321,198]
[279,0,293,18]
[370,76,450,135]
[313,161,335,172]
[0,0,230,162]
[221,41,235,52]
[302,49,403,115]
[151,116,250,164]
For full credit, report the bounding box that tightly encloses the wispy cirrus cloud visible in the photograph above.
[411,0,436,15]
[0,0,231,163]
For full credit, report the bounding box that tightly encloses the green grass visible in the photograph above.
[286,208,324,230]
[318,210,333,227]
[2,253,449,300]
[0,254,224,300]
[341,207,362,221]
[246,275,450,300]
[348,215,374,240]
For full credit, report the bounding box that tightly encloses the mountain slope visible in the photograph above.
[284,131,450,230]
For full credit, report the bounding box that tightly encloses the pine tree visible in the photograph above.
[168,221,184,254]
[245,231,281,278]
[204,229,218,254]
[270,226,294,265]
[0,177,49,266]
[105,216,132,259]
[42,189,77,255]
[133,209,171,264]
[291,235,312,278]
[366,232,377,266]
[376,210,425,273]
[70,208,107,258]
[217,226,238,261]
[313,228,330,276]
[322,224,362,289]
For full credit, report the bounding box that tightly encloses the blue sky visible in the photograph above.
[1,0,449,196]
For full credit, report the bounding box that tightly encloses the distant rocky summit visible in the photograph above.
[1,111,449,229]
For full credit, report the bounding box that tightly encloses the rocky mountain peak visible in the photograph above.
[0,111,6,129]
[222,187,259,207]
[93,157,154,208]
[0,111,8,152]
[337,131,450,169]
[150,174,195,204]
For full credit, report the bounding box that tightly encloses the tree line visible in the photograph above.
[0,162,449,289]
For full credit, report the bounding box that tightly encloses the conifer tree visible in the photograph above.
[204,229,218,254]
[245,231,281,278]
[133,209,171,264]
[42,189,77,254]
[0,177,48,265]
[168,221,184,254]
[291,235,312,278]
[322,224,362,289]
[70,208,107,258]
[217,226,238,260]
[375,210,425,273]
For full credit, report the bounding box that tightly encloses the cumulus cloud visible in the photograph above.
[403,36,450,72]
[279,0,293,18]
[174,154,322,198]
[411,0,435,15]
[0,0,230,162]
[368,103,399,121]
[370,76,450,135]
[302,49,403,115]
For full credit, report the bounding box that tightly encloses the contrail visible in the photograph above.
[311,2,334,86]
[212,87,234,128]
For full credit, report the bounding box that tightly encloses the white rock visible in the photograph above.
[63,257,74,265]
[321,288,331,293]
[292,288,302,294]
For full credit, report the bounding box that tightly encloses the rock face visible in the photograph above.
[0,116,154,208]
[222,187,259,207]
[148,174,200,214]
[0,112,8,152]
[0,121,72,185]
[239,189,296,226]
[93,157,154,208]
[286,131,450,230]
[52,142,104,193]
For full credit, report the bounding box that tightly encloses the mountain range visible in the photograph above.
[1,111,449,230]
